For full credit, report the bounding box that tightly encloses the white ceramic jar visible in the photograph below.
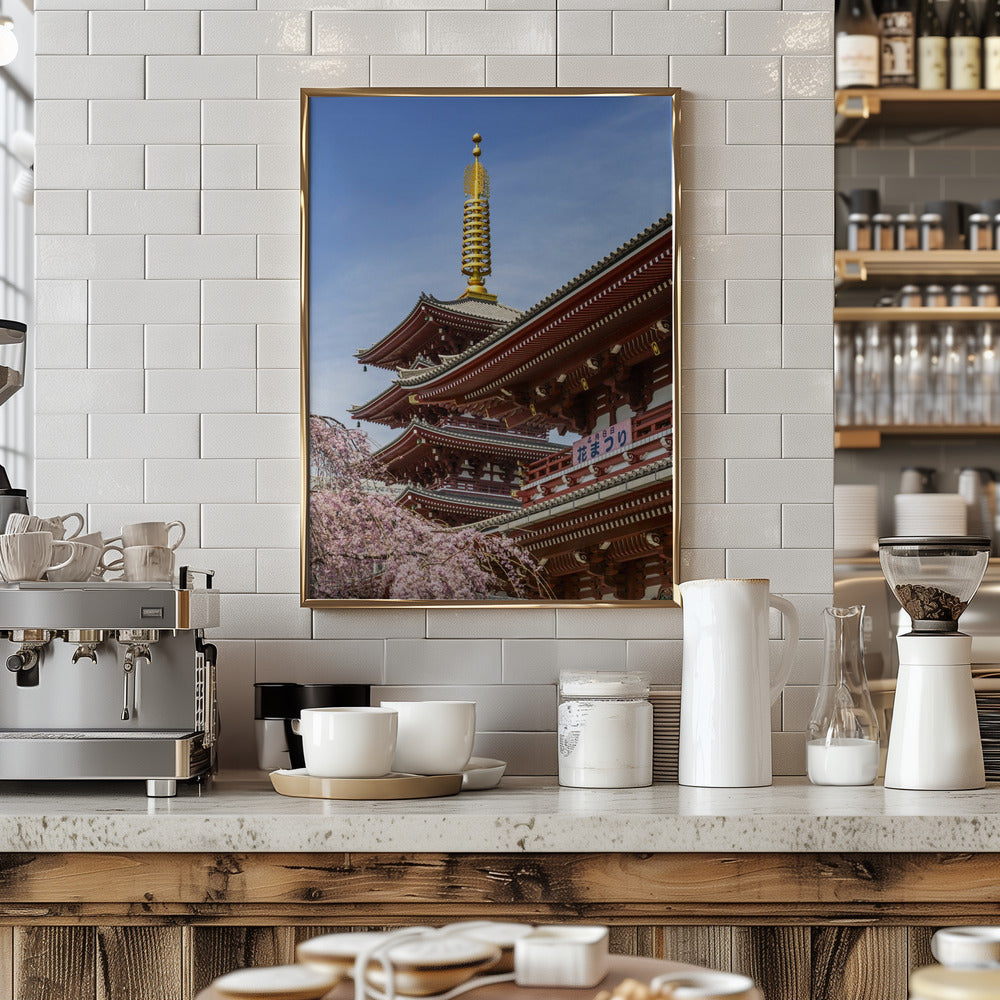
[557,671,652,788]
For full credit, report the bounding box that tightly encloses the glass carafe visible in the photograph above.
[806,605,880,785]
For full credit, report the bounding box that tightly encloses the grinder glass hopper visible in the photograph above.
[878,535,991,789]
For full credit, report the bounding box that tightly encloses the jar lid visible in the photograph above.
[970,213,991,223]
[921,212,944,223]
[847,212,870,222]
[910,965,1000,999]
[896,213,918,222]
[872,213,893,223]
[559,670,650,698]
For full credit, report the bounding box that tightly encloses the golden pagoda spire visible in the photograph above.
[460,133,497,302]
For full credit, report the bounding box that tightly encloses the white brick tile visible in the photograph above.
[38,0,142,9]
[783,99,834,144]
[202,280,298,325]
[313,608,426,640]
[726,190,781,235]
[726,99,781,144]
[783,189,834,235]
[258,235,298,280]
[145,145,201,190]
[146,459,256,503]
[202,414,299,457]
[202,502,299,547]
[560,0,662,10]
[782,325,832,369]
[145,324,200,369]
[36,56,144,100]
[370,54,485,85]
[386,639,502,684]
[784,54,833,98]
[726,10,830,53]
[725,278,781,323]
[374,684,558,732]
[86,503,203,547]
[36,413,88,459]
[474,733,556,775]
[36,145,144,191]
[772,731,806,775]
[202,191,299,235]
[784,593,832,640]
[687,235,781,279]
[726,457,832,502]
[613,11,724,54]
[557,11,610,53]
[35,281,88,325]
[681,369,725,413]
[256,547,299,594]
[782,502,832,548]
[35,11,87,54]
[681,458,725,503]
[202,145,256,190]
[782,684,818,731]
[202,11,310,53]
[34,101,88,146]
[681,190,726,236]
[255,639,385,683]
[783,143,833,189]
[678,98,725,147]
[215,594,311,640]
[148,0,254,11]
[257,145,300,189]
[35,191,88,236]
[258,368,299,412]
[727,369,832,413]
[685,502,781,548]
[89,413,200,459]
[681,324,781,370]
[680,280,725,323]
[684,144,780,190]
[673,0,777,9]
[147,370,257,413]
[428,11,554,52]
[626,639,682,685]
[257,56,369,98]
[491,0,553,9]
[556,607,682,639]
[89,325,144,369]
[670,55,780,99]
[728,547,831,594]
[682,413,782,458]
[146,236,256,280]
[89,11,200,54]
[38,235,144,280]
[313,11,425,53]
[501,639,626,684]
[201,325,257,370]
[36,458,145,504]
[427,608,556,639]
[34,324,88,370]
[89,191,200,235]
[89,100,199,145]
[35,369,144,413]
[257,325,299,368]
[201,101,300,146]
[679,547,726,581]
[557,54,669,85]
[782,412,833,458]
[257,459,299,503]
[90,280,200,325]
[148,57,257,99]
[213,640,256,770]
[783,279,834,324]
[782,234,833,280]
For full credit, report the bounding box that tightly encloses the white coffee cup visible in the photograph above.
[110,520,185,551]
[6,512,84,540]
[46,541,102,583]
[0,531,75,582]
[93,544,126,580]
[290,707,398,779]
[379,701,476,775]
[40,511,84,540]
[123,544,174,582]
[5,512,42,534]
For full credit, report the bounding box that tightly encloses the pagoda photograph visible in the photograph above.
[302,90,677,605]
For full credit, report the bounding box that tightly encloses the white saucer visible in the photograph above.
[462,757,506,790]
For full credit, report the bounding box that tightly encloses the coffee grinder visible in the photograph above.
[879,536,991,790]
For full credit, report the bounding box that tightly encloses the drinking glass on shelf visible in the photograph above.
[965,329,983,424]
[834,322,855,426]
[927,329,942,425]
[935,324,967,424]
[979,323,1000,424]
[853,330,872,425]
[893,330,907,425]
[863,321,893,425]
[902,325,931,425]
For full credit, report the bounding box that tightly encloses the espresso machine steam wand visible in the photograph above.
[116,629,158,721]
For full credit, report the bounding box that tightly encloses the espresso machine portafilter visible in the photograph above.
[0,567,220,797]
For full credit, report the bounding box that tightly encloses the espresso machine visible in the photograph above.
[0,567,219,796]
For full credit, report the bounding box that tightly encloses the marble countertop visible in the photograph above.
[4,775,1000,853]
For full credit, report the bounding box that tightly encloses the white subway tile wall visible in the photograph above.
[33,3,834,773]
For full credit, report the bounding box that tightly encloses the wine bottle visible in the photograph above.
[837,0,881,87]
[917,0,948,86]
[880,0,917,84]
[948,0,981,88]
[984,0,1000,88]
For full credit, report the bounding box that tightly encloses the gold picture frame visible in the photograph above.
[300,87,682,608]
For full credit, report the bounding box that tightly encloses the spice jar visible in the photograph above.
[558,671,652,788]
[976,284,999,308]
[847,212,872,251]
[924,284,948,308]
[872,213,895,250]
[899,284,923,307]
[921,213,945,250]
[950,283,973,308]
[896,213,919,250]
[969,213,994,251]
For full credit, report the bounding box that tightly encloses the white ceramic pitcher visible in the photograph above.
[678,578,799,788]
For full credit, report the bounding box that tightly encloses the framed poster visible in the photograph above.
[301,88,680,607]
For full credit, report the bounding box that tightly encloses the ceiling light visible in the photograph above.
[0,13,17,67]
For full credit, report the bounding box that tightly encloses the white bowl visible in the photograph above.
[513,925,610,988]
[461,757,507,790]
[212,964,341,999]
[932,926,1000,968]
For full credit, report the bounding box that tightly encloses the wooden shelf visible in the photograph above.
[834,307,1000,321]
[836,250,1000,283]
[835,424,1000,449]
[836,88,1000,140]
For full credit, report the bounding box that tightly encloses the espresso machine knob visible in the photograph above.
[6,649,35,673]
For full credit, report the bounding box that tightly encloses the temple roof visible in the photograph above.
[396,484,521,519]
[373,420,563,467]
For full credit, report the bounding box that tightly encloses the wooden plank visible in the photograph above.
[0,927,12,1000]
[908,927,934,977]
[13,926,95,1000]
[608,926,661,959]
[732,926,809,1000]
[188,926,295,997]
[659,927,731,972]
[96,926,182,1000]
[812,926,908,1000]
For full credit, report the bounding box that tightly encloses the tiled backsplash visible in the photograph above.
[32,1,835,774]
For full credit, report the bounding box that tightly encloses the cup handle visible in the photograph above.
[768,595,800,705]
[290,718,301,735]
[167,520,186,551]
[104,535,123,547]
[62,513,85,539]
[47,542,76,574]
[99,545,125,570]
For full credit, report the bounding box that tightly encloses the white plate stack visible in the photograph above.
[894,493,967,536]
[834,484,879,557]
[650,687,681,783]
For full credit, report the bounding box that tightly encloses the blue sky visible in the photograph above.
[307,92,673,444]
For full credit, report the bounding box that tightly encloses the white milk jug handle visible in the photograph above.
[768,595,799,704]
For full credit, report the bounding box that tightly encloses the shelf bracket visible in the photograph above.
[835,255,868,282]
[835,92,880,119]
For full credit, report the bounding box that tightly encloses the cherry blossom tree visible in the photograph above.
[308,415,550,600]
